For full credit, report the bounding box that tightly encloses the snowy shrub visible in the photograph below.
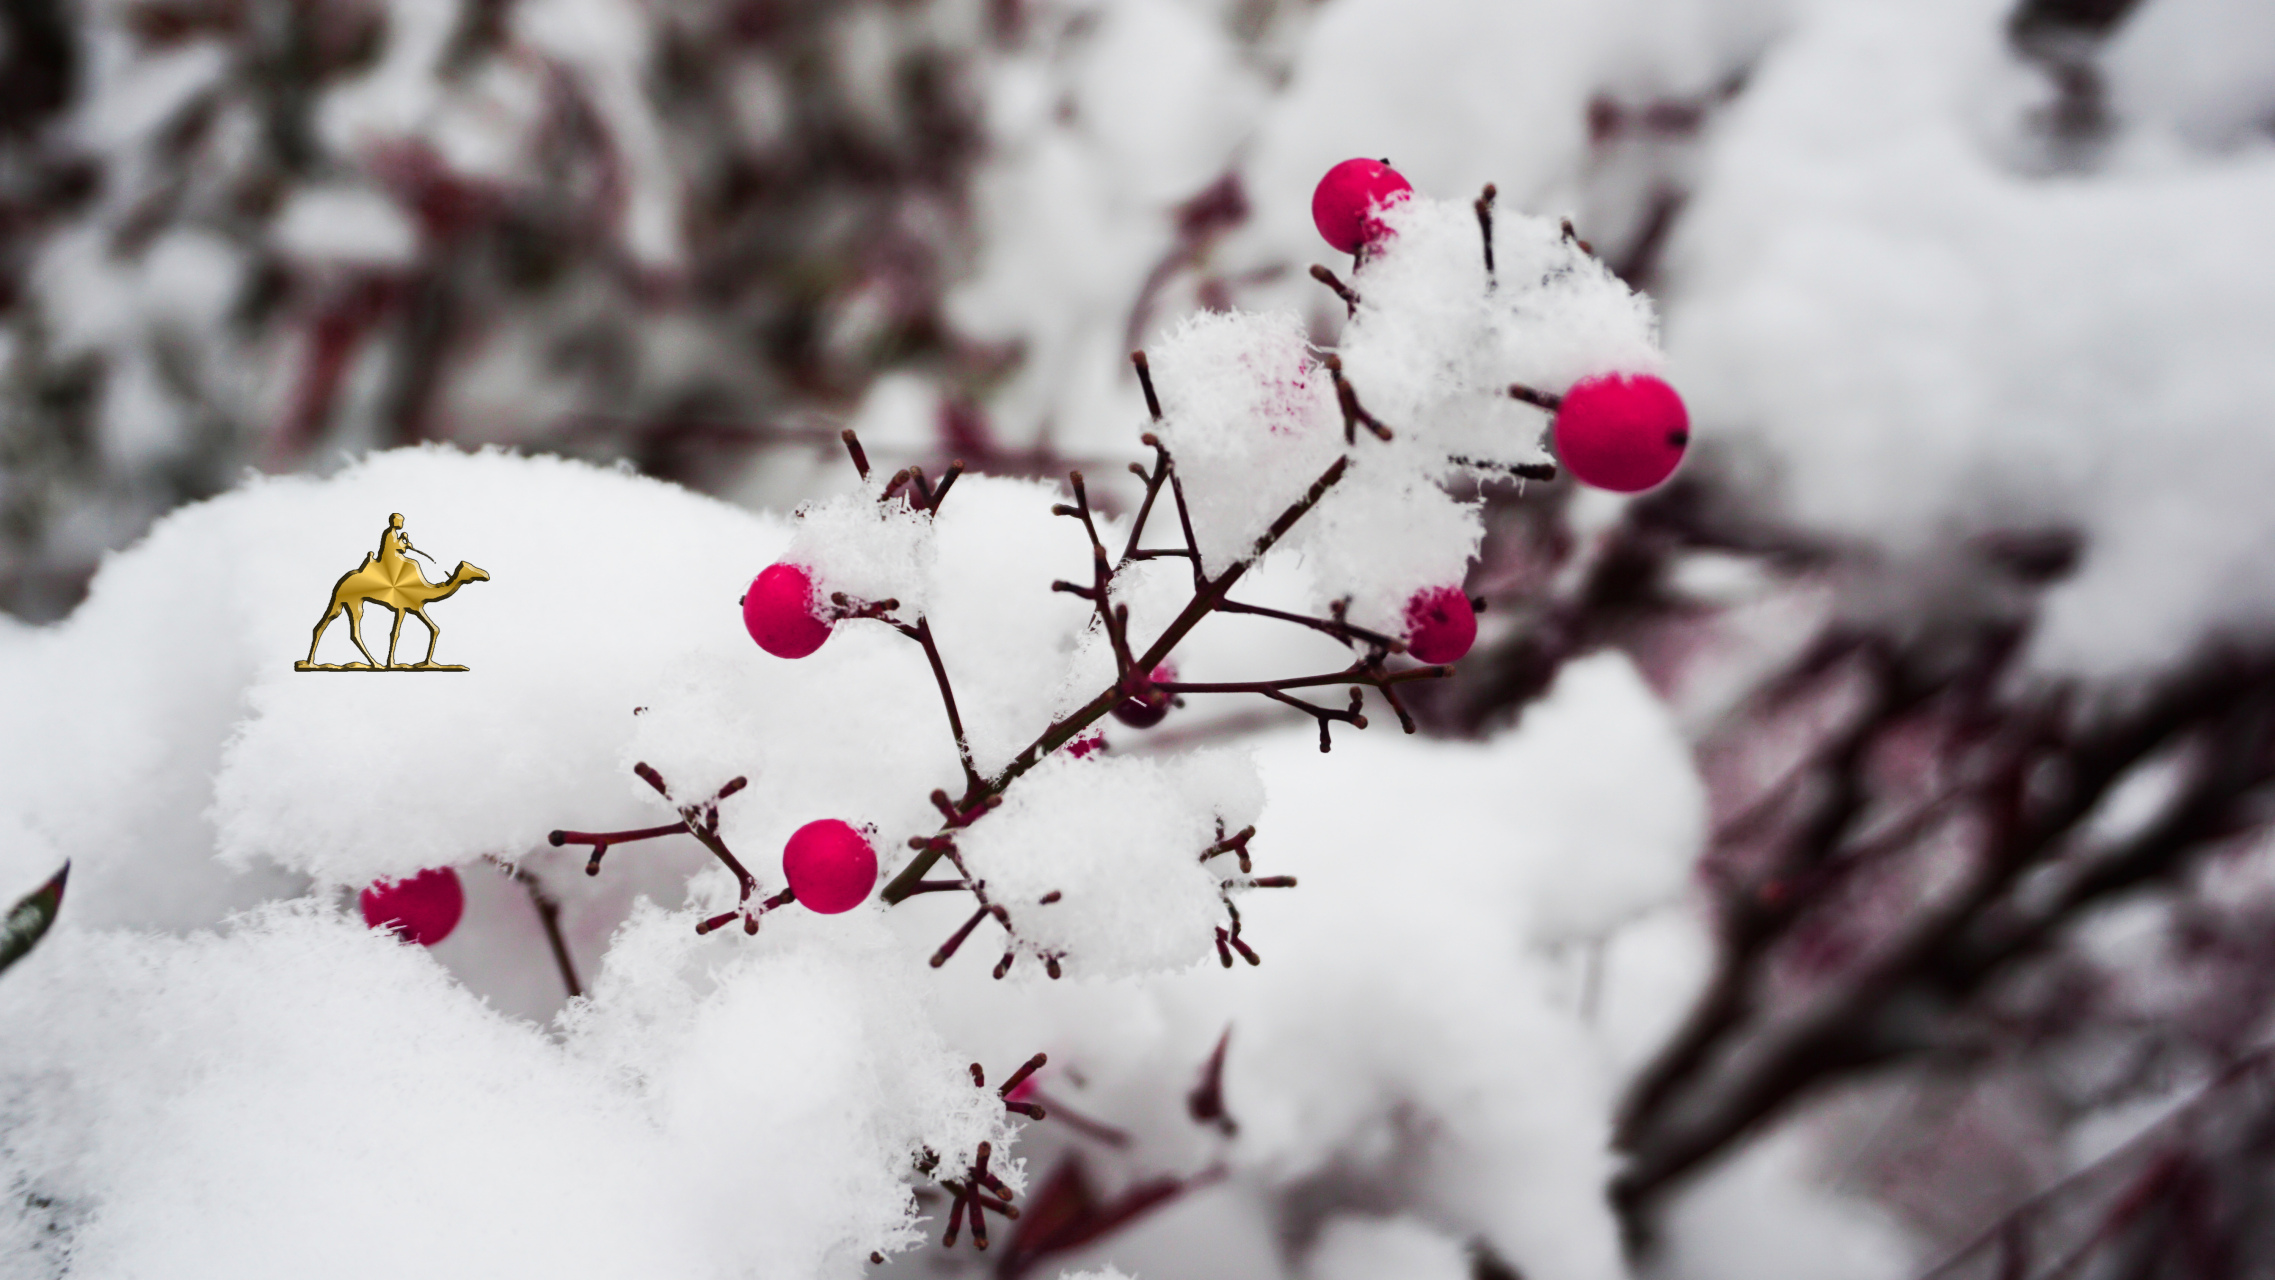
[0,148,1721,1279]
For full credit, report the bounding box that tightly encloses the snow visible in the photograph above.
[1305,1216,1473,1280]
[0,442,1723,1278]
[0,899,1014,1280]
[1661,0,2275,674]
[38,0,2257,1268]
[956,749,1265,976]
[274,187,421,266]
[1147,308,1346,576]
[788,484,942,617]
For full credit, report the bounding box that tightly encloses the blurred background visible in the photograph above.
[5,0,2275,1275]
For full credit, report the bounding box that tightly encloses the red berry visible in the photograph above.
[1404,587,1477,664]
[360,867,465,946]
[744,562,833,659]
[1312,158,1413,254]
[782,819,877,915]
[1112,664,1177,729]
[1552,374,1689,494]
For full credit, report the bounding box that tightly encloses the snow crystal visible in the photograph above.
[0,905,713,1279]
[563,902,1022,1266]
[955,750,1264,978]
[1291,470,1482,639]
[789,484,940,616]
[1334,193,1663,479]
[0,900,1014,1279]
[1148,309,1345,577]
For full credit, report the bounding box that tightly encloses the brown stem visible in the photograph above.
[1157,664,1449,695]
[1474,183,1498,278]
[931,906,991,968]
[1216,598,1404,653]
[1450,454,1558,483]
[549,821,689,876]
[1167,463,1205,587]
[1508,383,1564,412]
[911,617,984,797]
[1131,350,1163,421]
[1058,473,1138,684]
[929,461,965,512]
[515,869,583,999]
[1324,356,1393,444]
[1309,264,1359,315]
[998,1052,1048,1098]
[880,453,1354,904]
[1119,436,1174,566]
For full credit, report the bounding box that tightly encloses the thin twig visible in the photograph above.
[1474,183,1497,278]
[1309,264,1359,315]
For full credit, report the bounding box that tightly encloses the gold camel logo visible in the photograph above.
[295,513,490,672]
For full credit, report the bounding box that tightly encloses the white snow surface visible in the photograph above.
[1663,0,2275,674]
[0,900,1014,1280]
[1304,1216,1474,1280]
[956,749,1266,977]
[0,446,1721,1278]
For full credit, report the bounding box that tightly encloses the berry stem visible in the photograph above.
[548,821,690,876]
[1130,350,1163,422]
[881,449,1356,904]
[997,1052,1048,1098]
[1216,597,1404,653]
[907,616,984,797]
[1508,382,1564,412]
[929,460,965,512]
[512,866,583,999]
[1450,453,1559,482]
[1154,662,1451,695]
[1474,183,1497,279]
[1118,434,1174,566]
[1308,264,1359,316]
[1056,473,1140,686]
[1324,356,1393,444]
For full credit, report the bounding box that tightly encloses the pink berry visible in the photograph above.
[360,867,465,946]
[1112,664,1177,729]
[1312,158,1413,254]
[1404,587,1477,664]
[1066,732,1106,760]
[743,562,833,659]
[1553,374,1690,494]
[782,819,877,915]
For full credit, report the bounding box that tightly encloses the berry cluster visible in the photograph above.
[356,160,1691,1259]
[1309,156,1690,495]
[360,161,1689,958]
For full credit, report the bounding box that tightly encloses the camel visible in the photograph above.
[297,548,490,672]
